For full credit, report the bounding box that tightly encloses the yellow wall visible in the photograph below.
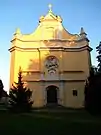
[9,51,15,86]
[27,82,44,107]
[63,50,90,72]
[64,81,85,108]
[9,43,91,108]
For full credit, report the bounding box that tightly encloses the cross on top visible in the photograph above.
[48,4,52,12]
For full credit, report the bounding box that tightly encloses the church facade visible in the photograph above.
[9,6,92,108]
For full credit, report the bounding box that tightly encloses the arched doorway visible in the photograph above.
[46,85,58,105]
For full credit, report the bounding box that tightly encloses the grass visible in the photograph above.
[0,109,101,135]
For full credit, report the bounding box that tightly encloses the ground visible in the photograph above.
[0,108,101,135]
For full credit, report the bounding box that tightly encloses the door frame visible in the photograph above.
[45,85,59,105]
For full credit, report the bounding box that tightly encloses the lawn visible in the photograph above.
[0,109,101,135]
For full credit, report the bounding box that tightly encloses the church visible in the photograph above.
[9,5,92,108]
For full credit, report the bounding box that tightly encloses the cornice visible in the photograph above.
[9,45,92,52]
[10,37,89,43]
[23,79,85,82]
[22,71,84,74]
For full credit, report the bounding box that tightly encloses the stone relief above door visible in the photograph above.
[45,56,59,75]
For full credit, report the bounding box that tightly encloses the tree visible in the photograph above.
[9,67,33,112]
[84,66,101,114]
[84,41,101,115]
[0,79,8,107]
[0,79,8,98]
[96,41,101,73]
[84,67,95,111]
[0,79,4,98]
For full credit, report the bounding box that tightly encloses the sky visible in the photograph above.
[0,0,101,92]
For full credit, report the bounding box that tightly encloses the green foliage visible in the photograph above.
[84,67,101,115]
[0,79,8,98]
[0,79,4,90]
[9,68,33,112]
[0,79,4,98]
[96,41,101,72]
[84,41,101,115]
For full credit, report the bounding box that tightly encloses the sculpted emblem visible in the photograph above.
[45,56,59,73]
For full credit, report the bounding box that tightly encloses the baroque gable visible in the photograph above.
[11,6,89,44]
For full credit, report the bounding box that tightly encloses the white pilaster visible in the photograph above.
[58,81,64,105]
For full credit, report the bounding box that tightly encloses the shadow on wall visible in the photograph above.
[22,59,40,86]
[21,53,49,107]
[22,44,51,86]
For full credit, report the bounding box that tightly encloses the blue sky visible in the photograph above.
[0,0,101,92]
